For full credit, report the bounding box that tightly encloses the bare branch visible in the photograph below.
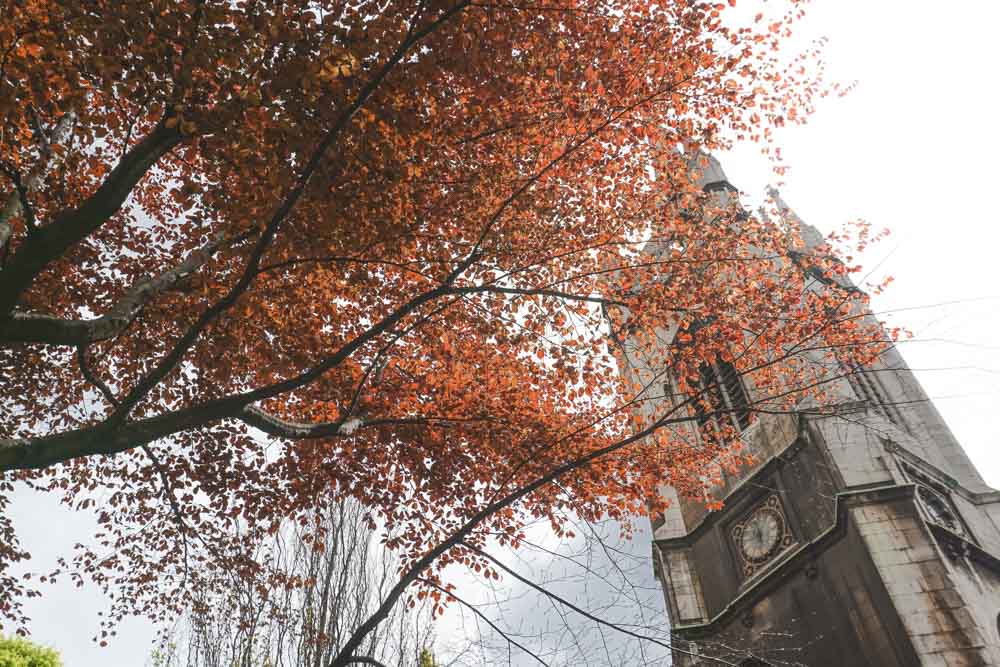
[76,345,119,407]
[461,542,733,665]
[414,578,550,667]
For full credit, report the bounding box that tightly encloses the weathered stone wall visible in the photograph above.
[665,501,920,667]
[853,495,1000,666]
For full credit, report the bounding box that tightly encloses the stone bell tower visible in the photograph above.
[625,156,1000,666]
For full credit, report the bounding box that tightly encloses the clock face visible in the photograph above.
[738,507,783,563]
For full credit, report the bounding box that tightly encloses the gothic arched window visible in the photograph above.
[692,358,752,434]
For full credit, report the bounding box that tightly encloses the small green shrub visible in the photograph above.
[0,636,62,667]
[418,648,439,667]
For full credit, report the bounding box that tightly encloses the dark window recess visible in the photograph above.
[692,359,752,433]
[843,363,903,426]
[703,180,738,194]
[739,660,773,667]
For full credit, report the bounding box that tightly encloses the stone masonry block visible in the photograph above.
[884,571,924,596]
[901,609,940,635]
[942,650,992,667]
[918,568,949,593]
[915,629,985,654]
[892,516,921,532]
[863,530,900,553]
[942,607,978,632]
[872,546,917,566]
[930,588,965,610]
[892,592,933,617]
[858,505,891,524]
[917,654,949,667]
[929,609,962,633]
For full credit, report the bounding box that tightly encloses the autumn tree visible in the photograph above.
[0,0,891,664]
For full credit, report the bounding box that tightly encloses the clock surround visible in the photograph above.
[731,494,796,578]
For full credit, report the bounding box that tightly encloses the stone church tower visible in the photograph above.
[635,156,1000,666]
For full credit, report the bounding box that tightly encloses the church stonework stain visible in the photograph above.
[621,156,1000,666]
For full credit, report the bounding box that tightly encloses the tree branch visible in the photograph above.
[239,407,351,439]
[328,400,701,667]
[76,345,119,407]
[140,443,191,585]
[0,110,76,250]
[786,248,862,296]
[1,0,636,471]
[239,406,503,439]
[0,120,182,316]
[414,578,550,667]
[452,284,626,306]
[4,169,37,233]
[0,231,233,345]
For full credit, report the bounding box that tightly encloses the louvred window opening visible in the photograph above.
[692,358,752,434]
[843,362,902,426]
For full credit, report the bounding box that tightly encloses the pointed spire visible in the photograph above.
[687,151,730,190]
[767,186,825,250]
[685,151,738,194]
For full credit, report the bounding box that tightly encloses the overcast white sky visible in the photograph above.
[9,1,1000,664]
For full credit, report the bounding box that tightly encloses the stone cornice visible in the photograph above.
[885,440,1000,505]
